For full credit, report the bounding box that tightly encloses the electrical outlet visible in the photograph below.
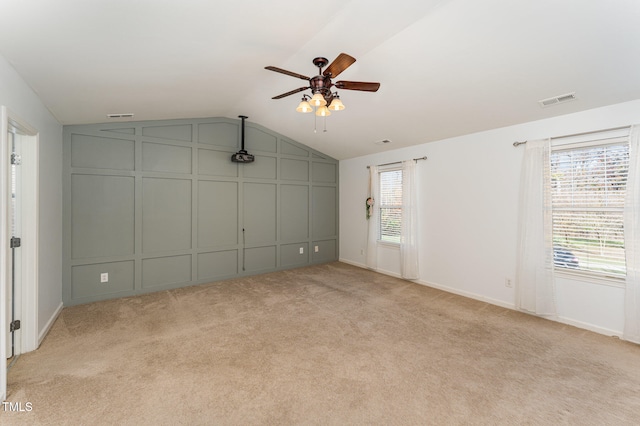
[299,247,304,254]
[100,273,109,283]
[505,278,512,288]
[314,245,319,253]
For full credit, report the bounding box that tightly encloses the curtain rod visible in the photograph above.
[366,156,427,169]
[513,125,630,147]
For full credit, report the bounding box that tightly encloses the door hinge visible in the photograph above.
[10,237,21,248]
[10,320,20,332]
[10,153,22,165]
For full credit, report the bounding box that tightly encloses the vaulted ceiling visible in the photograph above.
[1,0,639,159]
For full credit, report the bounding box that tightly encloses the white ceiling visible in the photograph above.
[1,0,639,160]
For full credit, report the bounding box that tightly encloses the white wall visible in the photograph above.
[340,99,640,337]
[0,53,63,344]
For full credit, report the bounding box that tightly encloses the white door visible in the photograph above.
[6,129,21,359]
[1,107,38,401]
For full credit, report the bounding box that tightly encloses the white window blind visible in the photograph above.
[550,139,629,278]
[379,169,402,243]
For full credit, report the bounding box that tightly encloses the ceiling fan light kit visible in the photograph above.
[266,53,380,131]
[328,94,345,111]
[295,97,314,113]
[316,106,331,117]
[309,92,327,107]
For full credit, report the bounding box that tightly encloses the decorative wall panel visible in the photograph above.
[246,127,277,153]
[198,181,238,247]
[142,124,192,141]
[142,142,192,174]
[280,185,308,241]
[198,122,238,147]
[312,162,337,183]
[63,117,338,305]
[142,255,192,288]
[243,155,277,179]
[281,139,309,157]
[244,246,277,272]
[281,243,309,267]
[71,134,134,170]
[243,183,277,244]
[71,261,134,299]
[142,178,192,253]
[198,148,238,177]
[312,186,337,238]
[312,239,337,262]
[281,159,309,181]
[71,174,135,259]
[197,250,238,280]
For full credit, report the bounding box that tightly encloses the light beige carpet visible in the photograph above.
[3,262,640,425]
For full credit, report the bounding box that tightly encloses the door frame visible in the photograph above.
[1,106,39,400]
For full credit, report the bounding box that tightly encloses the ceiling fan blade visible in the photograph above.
[323,53,356,78]
[272,87,309,100]
[334,81,381,92]
[265,66,310,81]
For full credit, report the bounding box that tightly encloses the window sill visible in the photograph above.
[554,269,625,289]
[377,240,400,249]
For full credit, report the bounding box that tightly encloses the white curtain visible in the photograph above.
[401,160,419,279]
[624,125,640,343]
[515,138,556,316]
[366,165,379,269]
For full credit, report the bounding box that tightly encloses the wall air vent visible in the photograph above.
[106,113,135,118]
[538,92,576,108]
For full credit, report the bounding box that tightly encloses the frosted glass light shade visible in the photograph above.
[328,97,345,111]
[309,92,327,107]
[296,100,313,113]
[315,105,331,117]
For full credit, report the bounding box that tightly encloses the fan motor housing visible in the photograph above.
[310,75,333,104]
[310,75,332,91]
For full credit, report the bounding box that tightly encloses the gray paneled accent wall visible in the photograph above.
[63,117,338,305]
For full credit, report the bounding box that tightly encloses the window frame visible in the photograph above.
[550,135,629,283]
[377,165,403,245]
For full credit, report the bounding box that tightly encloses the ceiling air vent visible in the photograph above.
[538,92,576,108]
[107,113,135,118]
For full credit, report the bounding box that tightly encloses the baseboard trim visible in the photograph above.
[414,280,624,337]
[338,258,367,269]
[339,259,512,308]
[415,279,516,310]
[39,302,63,347]
[555,315,622,338]
[338,259,626,338]
[338,258,404,279]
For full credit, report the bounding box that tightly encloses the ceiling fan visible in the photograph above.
[265,53,380,115]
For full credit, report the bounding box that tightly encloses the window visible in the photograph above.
[550,138,629,278]
[379,168,402,243]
